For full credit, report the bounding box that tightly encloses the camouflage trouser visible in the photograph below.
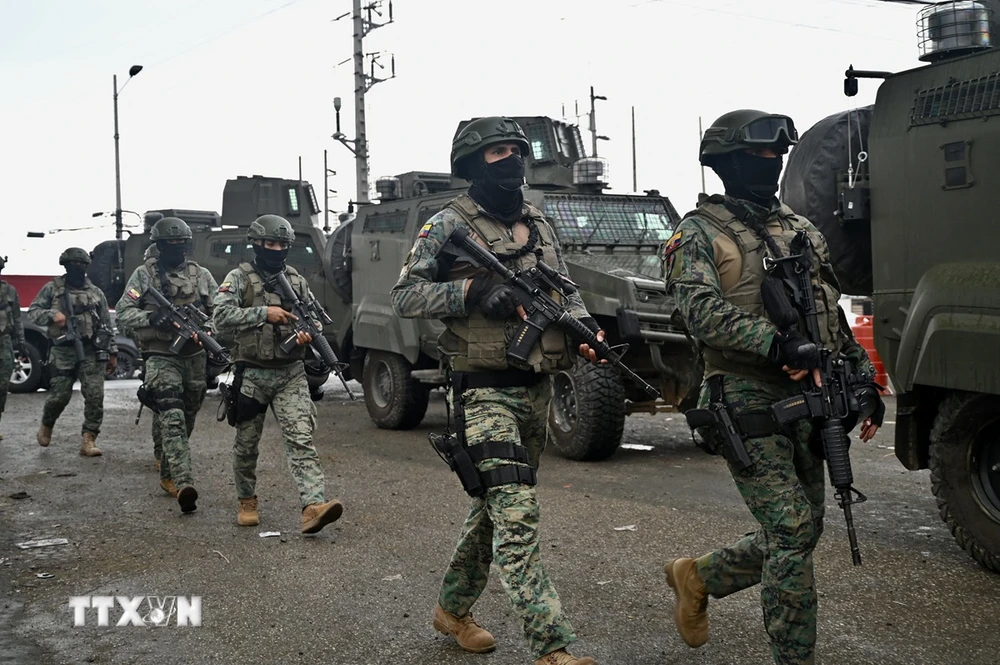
[438,381,577,659]
[233,362,326,508]
[695,375,825,665]
[0,336,12,419]
[146,353,207,488]
[42,344,106,436]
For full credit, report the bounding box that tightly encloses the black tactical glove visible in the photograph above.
[578,316,601,335]
[855,383,886,427]
[769,330,820,370]
[466,279,519,320]
[149,310,175,331]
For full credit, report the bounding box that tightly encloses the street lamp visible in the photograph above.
[112,64,142,293]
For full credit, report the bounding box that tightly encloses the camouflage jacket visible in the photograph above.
[0,281,25,347]
[663,195,873,380]
[27,277,118,354]
[115,259,218,355]
[212,261,316,366]
[390,195,589,372]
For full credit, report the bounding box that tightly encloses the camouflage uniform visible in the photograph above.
[391,194,590,659]
[664,194,875,665]
[115,257,218,489]
[0,277,26,436]
[212,262,329,509]
[27,276,117,437]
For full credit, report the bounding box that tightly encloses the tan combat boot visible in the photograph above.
[534,649,597,665]
[301,499,343,534]
[160,479,178,497]
[664,557,709,648]
[37,425,52,447]
[432,605,496,654]
[177,486,198,514]
[237,497,259,526]
[80,432,102,457]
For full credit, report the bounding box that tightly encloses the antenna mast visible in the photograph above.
[333,0,395,204]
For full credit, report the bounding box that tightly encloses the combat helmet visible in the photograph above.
[247,214,295,244]
[450,116,531,180]
[59,247,92,266]
[150,217,193,241]
[699,110,799,166]
[0,255,6,271]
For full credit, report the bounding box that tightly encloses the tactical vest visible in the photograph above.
[0,281,12,336]
[232,262,310,364]
[439,195,572,374]
[134,259,207,352]
[691,197,843,381]
[47,276,103,341]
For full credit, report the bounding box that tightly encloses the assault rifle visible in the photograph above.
[439,226,660,400]
[54,289,86,363]
[762,231,877,566]
[144,287,231,366]
[262,270,355,400]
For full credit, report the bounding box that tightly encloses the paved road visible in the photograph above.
[1,381,997,665]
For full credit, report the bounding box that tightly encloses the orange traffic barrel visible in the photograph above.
[852,315,891,394]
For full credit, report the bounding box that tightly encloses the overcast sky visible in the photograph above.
[1,0,925,274]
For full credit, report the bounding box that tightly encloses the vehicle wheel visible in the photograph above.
[362,351,429,430]
[548,361,626,461]
[929,392,1000,573]
[110,348,138,380]
[10,341,44,393]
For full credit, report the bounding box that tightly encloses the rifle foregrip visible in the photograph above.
[311,331,340,368]
[821,419,854,489]
[199,333,227,359]
[557,313,616,361]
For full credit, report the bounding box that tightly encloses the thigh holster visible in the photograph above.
[137,385,184,414]
[428,370,540,497]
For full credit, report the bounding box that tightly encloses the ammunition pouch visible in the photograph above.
[428,370,540,497]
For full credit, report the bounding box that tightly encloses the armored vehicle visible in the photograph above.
[325,116,702,460]
[781,0,1000,571]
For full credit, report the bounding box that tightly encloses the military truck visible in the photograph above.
[324,116,702,460]
[781,0,1000,571]
[86,176,336,395]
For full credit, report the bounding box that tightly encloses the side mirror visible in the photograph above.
[844,76,859,97]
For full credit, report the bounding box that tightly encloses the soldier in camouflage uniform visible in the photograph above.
[661,110,884,665]
[116,217,219,513]
[28,248,118,456]
[391,117,602,665]
[213,214,343,533]
[0,255,28,441]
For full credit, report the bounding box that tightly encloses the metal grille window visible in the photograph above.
[417,207,441,226]
[362,210,408,233]
[910,72,1000,125]
[542,195,677,246]
[210,240,251,260]
[522,120,557,163]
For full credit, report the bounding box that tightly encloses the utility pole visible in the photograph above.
[631,106,637,193]
[333,0,395,204]
[111,64,142,293]
[323,149,337,233]
[588,85,609,157]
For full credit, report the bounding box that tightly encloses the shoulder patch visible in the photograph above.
[662,230,685,258]
[218,281,234,293]
[126,287,142,301]
[418,222,433,239]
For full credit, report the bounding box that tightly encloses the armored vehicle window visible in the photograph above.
[210,239,252,261]
[362,210,408,233]
[286,186,300,216]
[522,121,557,164]
[543,195,676,246]
[306,184,321,215]
[417,207,442,226]
[288,240,320,275]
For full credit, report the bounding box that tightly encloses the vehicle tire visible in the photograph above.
[110,347,138,380]
[929,392,1000,573]
[548,361,626,461]
[362,351,429,430]
[9,340,44,393]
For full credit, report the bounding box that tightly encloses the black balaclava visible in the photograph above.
[157,241,189,269]
[65,264,87,288]
[467,152,525,224]
[712,150,784,208]
[253,243,289,273]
